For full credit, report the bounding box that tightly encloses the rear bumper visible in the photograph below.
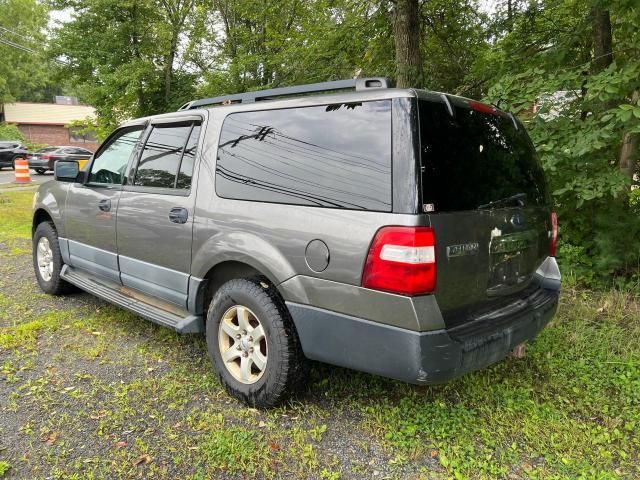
[287,257,561,384]
[288,291,558,384]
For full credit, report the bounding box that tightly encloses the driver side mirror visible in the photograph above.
[54,160,85,183]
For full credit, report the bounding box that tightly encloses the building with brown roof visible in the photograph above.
[0,100,99,151]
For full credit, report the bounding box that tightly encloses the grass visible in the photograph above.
[0,186,639,479]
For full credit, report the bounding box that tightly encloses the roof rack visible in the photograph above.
[178,77,392,110]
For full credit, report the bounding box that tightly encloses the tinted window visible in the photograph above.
[419,100,548,212]
[89,128,143,184]
[215,101,392,211]
[176,124,200,189]
[134,123,192,188]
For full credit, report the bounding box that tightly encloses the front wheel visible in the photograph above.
[32,222,73,295]
[206,278,308,408]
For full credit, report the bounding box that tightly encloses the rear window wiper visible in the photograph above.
[477,193,527,210]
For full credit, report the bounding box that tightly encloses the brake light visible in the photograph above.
[41,155,51,161]
[549,212,558,256]
[469,100,499,115]
[362,226,436,296]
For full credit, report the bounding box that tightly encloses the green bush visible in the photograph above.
[0,123,25,142]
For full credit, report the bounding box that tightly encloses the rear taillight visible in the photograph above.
[362,226,436,296]
[549,212,558,256]
[469,100,499,115]
[41,155,51,161]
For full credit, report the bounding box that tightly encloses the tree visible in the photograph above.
[0,0,53,103]
[393,0,422,87]
[50,0,199,136]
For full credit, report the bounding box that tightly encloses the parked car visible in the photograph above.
[29,146,93,174]
[31,78,561,407]
[0,141,29,169]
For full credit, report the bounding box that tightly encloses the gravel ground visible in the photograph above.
[0,226,432,479]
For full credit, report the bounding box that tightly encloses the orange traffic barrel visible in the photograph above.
[13,158,32,183]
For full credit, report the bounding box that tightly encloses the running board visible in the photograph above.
[60,265,204,334]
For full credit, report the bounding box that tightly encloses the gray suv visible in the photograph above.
[31,78,561,407]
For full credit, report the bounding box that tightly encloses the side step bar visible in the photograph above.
[60,265,204,334]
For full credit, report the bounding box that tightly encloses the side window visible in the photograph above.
[214,101,392,211]
[176,124,200,189]
[89,128,144,185]
[133,123,192,188]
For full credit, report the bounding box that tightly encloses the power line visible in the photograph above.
[0,25,36,44]
[0,25,68,65]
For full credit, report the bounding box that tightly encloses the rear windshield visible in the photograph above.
[36,147,58,153]
[418,99,548,212]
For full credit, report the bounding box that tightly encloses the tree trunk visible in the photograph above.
[591,6,613,72]
[164,32,178,104]
[131,3,145,113]
[619,91,639,182]
[393,0,423,88]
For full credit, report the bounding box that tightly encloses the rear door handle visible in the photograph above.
[98,199,111,212]
[169,207,188,224]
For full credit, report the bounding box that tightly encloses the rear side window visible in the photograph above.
[215,101,392,211]
[419,100,548,212]
[134,121,201,189]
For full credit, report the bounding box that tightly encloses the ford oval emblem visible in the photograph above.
[510,213,525,228]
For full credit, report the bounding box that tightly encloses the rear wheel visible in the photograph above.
[206,277,308,408]
[35,168,46,175]
[32,222,73,295]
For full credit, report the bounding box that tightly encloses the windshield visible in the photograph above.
[418,99,548,212]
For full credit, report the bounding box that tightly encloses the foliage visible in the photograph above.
[49,0,200,133]
[0,123,25,142]
[477,0,640,287]
[0,0,54,103]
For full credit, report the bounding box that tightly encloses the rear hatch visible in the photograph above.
[417,93,552,329]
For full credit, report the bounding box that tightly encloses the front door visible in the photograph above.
[63,126,145,282]
[116,119,202,307]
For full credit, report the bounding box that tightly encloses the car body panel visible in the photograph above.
[63,184,122,283]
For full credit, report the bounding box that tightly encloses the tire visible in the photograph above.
[32,222,73,295]
[35,168,46,175]
[11,158,16,170]
[206,277,308,408]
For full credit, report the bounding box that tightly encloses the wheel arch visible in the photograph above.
[32,208,55,235]
[193,259,284,318]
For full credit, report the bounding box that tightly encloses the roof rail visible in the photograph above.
[178,77,392,110]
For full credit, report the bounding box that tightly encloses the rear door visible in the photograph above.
[116,118,202,307]
[417,95,552,328]
[64,126,145,282]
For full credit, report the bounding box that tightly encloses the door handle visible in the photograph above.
[169,207,188,224]
[98,198,111,212]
